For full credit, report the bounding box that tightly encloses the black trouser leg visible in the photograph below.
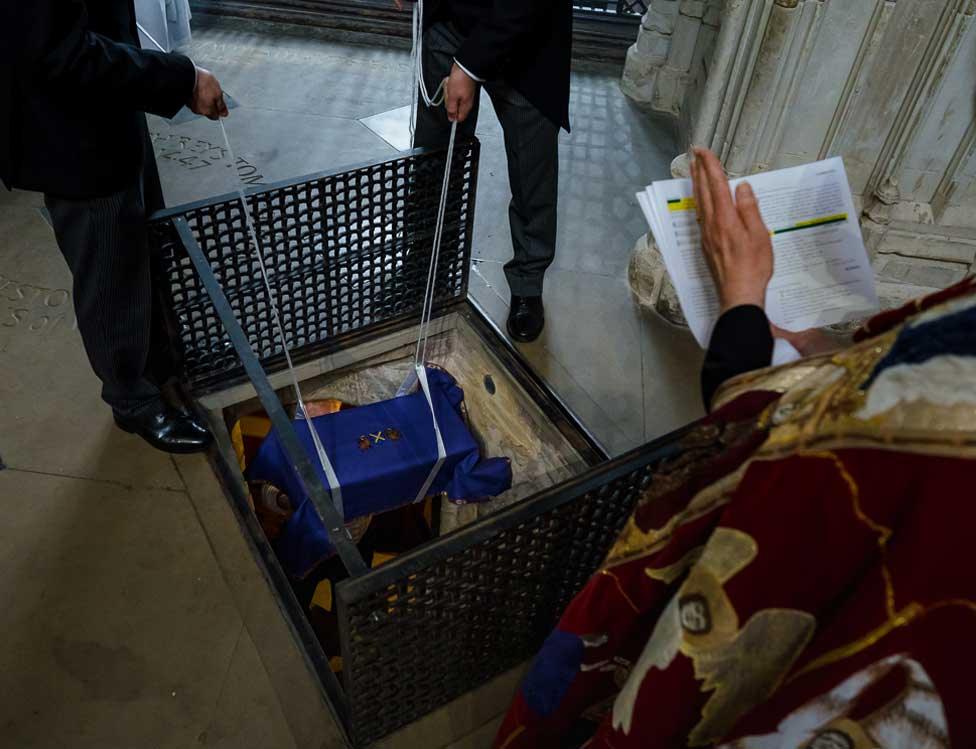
[484,81,559,298]
[140,122,180,388]
[44,148,162,417]
[389,22,482,313]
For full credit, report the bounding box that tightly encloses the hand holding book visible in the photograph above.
[637,148,878,364]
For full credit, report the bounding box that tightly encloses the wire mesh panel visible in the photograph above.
[148,141,480,391]
[573,0,647,17]
[336,434,689,748]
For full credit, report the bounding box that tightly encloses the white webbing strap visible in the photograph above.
[219,120,344,517]
[400,0,457,502]
[401,121,456,500]
[397,106,459,397]
[411,363,447,503]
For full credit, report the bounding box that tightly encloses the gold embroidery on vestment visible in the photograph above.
[613,526,815,746]
[677,529,815,746]
[496,725,525,749]
[645,546,704,584]
[801,718,878,749]
[715,308,976,458]
[598,570,641,613]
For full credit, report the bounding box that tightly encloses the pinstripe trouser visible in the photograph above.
[415,22,560,298]
[44,123,167,416]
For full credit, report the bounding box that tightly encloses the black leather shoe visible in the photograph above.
[114,403,213,454]
[506,295,545,343]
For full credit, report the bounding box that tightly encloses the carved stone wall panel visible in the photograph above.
[669,8,705,73]
[816,1,895,163]
[621,0,680,110]
[827,0,951,195]
[866,0,974,213]
[682,7,721,139]
[937,133,976,228]
[621,0,726,119]
[725,0,828,175]
[896,12,976,205]
[705,0,772,155]
[770,1,878,169]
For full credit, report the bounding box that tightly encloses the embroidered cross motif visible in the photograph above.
[358,430,401,450]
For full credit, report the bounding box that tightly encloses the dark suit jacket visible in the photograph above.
[426,0,573,132]
[0,0,196,198]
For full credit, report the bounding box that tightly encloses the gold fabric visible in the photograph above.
[714,325,976,461]
[613,528,816,746]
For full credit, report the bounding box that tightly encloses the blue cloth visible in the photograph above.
[247,367,512,578]
[863,302,976,390]
[521,630,584,717]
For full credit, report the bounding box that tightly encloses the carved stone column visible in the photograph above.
[621,0,679,112]
[621,0,720,118]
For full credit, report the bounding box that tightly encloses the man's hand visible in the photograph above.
[771,325,849,358]
[393,0,404,8]
[691,147,773,313]
[189,66,229,121]
[444,63,478,123]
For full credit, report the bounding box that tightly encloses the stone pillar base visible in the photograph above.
[627,232,688,328]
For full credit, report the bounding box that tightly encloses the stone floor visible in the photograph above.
[0,16,703,749]
[0,187,300,747]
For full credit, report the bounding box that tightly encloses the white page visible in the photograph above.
[641,158,878,353]
[641,187,670,262]
[649,178,718,345]
[748,158,877,332]
[636,191,656,234]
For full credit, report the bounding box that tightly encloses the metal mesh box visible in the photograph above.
[149,141,689,747]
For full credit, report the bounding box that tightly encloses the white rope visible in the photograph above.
[403,0,457,502]
[146,20,450,514]
[135,21,167,54]
[218,121,345,517]
[141,26,345,516]
[404,121,454,501]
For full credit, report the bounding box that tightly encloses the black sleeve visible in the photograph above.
[454,0,549,81]
[8,1,196,119]
[701,305,773,411]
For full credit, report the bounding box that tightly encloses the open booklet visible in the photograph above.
[638,157,879,364]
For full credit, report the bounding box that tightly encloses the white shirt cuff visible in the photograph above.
[453,58,485,83]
